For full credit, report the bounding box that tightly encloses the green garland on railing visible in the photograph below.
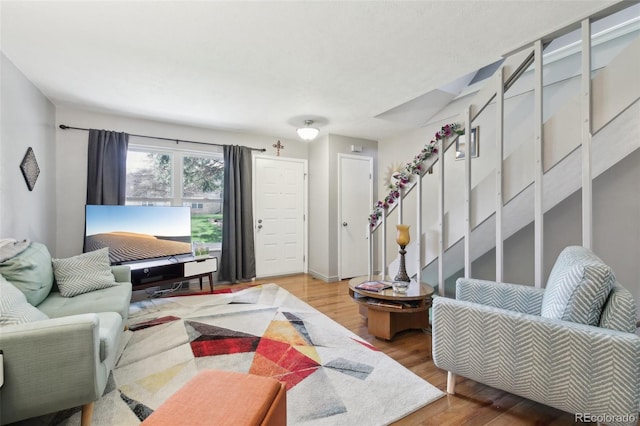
[369,122,463,228]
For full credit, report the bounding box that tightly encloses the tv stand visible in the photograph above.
[126,255,218,292]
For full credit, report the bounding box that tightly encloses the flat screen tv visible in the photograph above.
[84,205,192,265]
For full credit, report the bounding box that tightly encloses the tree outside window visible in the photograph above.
[126,151,172,199]
[182,155,224,246]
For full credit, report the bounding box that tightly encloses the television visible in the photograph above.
[84,205,192,265]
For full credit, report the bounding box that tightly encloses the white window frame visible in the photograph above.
[126,145,224,250]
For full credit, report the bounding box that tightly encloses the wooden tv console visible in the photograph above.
[126,255,218,292]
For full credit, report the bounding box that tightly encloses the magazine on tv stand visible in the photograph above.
[355,280,392,292]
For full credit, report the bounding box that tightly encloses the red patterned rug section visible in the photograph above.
[168,283,260,297]
[186,320,262,357]
[351,337,381,352]
[191,336,261,357]
[129,315,181,331]
[250,337,320,390]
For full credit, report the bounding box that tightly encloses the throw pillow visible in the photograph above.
[599,282,637,333]
[0,242,54,306]
[0,274,49,325]
[541,246,614,326]
[52,248,119,297]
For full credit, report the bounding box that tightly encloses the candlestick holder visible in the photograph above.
[394,245,410,282]
[393,224,411,292]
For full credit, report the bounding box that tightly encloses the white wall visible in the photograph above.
[54,106,308,258]
[471,147,640,305]
[1,93,370,279]
[593,147,640,304]
[0,53,56,248]
[307,135,330,280]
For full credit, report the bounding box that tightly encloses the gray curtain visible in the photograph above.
[219,145,256,282]
[86,129,129,205]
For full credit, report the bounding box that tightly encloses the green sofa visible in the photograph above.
[0,241,132,425]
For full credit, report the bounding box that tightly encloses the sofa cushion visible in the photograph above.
[599,282,637,333]
[0,242,54,306]
[0,275,49,325]
[38,282,133,322]
[52,248,119,297]
[541,246,614,325]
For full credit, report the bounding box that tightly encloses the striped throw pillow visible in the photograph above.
[0,274,49,325]
[599,283,637,333]
[541,246,614,326]
[52,248,119,297]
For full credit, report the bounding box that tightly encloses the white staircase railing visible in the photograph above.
[367,3,640,295]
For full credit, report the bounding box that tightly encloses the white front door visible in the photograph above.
[254,155,307,278]
[339,154,373,279]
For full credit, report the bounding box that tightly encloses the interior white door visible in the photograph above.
[339,154,373,279]
[254,156,306,278]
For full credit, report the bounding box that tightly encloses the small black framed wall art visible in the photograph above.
[20,147,40,191]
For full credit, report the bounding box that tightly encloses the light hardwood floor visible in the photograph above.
[137,274,587,426]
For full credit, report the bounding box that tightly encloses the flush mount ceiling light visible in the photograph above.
[296,120,320,141]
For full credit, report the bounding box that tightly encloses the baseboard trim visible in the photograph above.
[308,270,340,283]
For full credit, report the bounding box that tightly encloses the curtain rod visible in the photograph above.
[58,124,267,152]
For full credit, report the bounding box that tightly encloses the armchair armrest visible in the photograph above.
[111,265,131,283]
[432,297,640,422]
[456,278,545,315]
[0,314,104,423]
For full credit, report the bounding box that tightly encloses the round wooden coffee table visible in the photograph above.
[348,275,434,340]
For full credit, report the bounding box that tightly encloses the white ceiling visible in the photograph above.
[0,0,621,142]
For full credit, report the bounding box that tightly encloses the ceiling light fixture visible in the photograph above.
[296,120,320,141]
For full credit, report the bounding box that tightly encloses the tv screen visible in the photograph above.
[84,205,192,265]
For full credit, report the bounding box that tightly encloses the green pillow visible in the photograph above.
[0,242,53,306]
[0,274,49,325]
[52,248,119,297]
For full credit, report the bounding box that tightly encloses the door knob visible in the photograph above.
[342,222,348,227]
[258,219,263,223]
[258,224,262,229]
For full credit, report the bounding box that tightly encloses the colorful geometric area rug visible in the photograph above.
[59,284,443,425]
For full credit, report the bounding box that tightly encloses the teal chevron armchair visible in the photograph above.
[432,246,640,426]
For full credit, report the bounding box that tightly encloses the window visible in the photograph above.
[126,148,224,249]
[126,150,172,201]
